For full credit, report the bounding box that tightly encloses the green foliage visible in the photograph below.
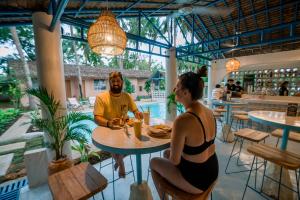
[144,80,151,94]
[124,77,135,94]
[159,79,165,90]
[8,80,23,109]
[167,92,184,114]
[27,87,94,160]
[0,108,21,135]
[177,60,202,75]
[71,141,100,163]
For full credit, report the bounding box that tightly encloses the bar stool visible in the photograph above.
[225,128,269,174]
[229,114,249,132]
[99,155,135,200]
[243,143,300,200]
[271,129,300,147]
[151,169,216,200]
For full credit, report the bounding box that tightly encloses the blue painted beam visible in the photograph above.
[49,0,70,32]
[249,0,258,29]
[177,21,300,56]
[141,12,171,46]
[175,18,189,45]
[146,0,177,17]
[117,0,143,18]
[178,20,300,51]
[75,0,89,18]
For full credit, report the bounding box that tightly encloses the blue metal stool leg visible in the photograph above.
[242,156,256,200]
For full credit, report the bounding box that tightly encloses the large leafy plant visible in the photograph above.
[27,87,93,161]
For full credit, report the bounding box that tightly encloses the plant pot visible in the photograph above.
[48,157,73,175]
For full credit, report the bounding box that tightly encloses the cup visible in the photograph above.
[133,119,142,138]
[143,112,150,125]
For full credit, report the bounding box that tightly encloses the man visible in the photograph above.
[226,79,236,92]
[212,84,224,100]
[235,81,244,93]
[279,81,289,96]
[94,71,143,178]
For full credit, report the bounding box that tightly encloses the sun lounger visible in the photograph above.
[88,96,96,107]
[67,98,83,110]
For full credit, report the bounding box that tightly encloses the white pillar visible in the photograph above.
[32,12,66,111]
[165,47,177,121]
[207,62,213,108]
[32,12,71,159]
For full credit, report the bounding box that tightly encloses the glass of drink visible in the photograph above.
[133,119,142,138]
[143,111,150,125]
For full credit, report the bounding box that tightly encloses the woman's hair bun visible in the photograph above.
[197,65,207,77]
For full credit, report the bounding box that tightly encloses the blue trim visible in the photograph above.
[49,0,69,32]
[136,154,142,184]
[74,0,89,18]
[280,128,290,150]
[175,18,189,45]
[146,0,177,17]
[117,0,143,18]
[141,12,171,46]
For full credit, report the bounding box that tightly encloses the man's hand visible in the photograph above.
[107,118,122,129]
[134,111,143,120]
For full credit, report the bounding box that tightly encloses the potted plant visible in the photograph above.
[167,92,184,114]
[27,87,94,175]
[72,141,100,163]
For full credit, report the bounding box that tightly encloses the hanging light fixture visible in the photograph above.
[226,58,240,73]
[87,10,127,56]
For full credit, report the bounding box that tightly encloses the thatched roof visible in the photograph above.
[8,60,152,80]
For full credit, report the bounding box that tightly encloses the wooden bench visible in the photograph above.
[48,163,107,200]
[151,169,216,200]
[247,143,300,170]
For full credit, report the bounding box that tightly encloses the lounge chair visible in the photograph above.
[88,96,96,107]
[67,97,83,110]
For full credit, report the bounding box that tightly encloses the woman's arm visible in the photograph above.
[169,115,188,165]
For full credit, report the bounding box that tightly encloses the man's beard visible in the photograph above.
[110,85,123,94]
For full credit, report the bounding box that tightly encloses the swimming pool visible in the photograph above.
[81,102,166,142]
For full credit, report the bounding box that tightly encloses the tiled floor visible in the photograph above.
[18,129,300,200]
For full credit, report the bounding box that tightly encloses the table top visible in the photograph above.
[92,118,172,155]
[248,111,300,131]
[48,163,107,200]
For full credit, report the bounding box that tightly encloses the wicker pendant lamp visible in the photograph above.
[87,11,127,56]
[226,58,240,73]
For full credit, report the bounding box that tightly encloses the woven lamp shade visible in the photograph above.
[226,58,240,73]
[87,11,127,56]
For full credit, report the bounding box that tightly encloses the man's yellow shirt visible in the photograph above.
[93,91,138,120]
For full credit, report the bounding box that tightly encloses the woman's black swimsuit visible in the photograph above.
[177,111,219,191]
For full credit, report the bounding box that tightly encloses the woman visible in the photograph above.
[279,81,289,96]
[150,71,219,197]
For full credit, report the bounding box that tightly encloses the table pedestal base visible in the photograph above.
[129,181,153,200]
[261,163,295,200]
[218,124,234,143]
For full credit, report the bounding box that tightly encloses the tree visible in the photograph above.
[123,77,135,94]
[144,80,151,94]
[9,27,35,109]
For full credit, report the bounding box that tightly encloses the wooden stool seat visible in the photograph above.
[213,112,223,118]
[151,170,216,200]
[271,129,300,143]
[232,115,249,121]
[48,163,107,200]
[232,110,248,115]
[247,143,300,170]
[234,128,269,142]
[214,108,226,113]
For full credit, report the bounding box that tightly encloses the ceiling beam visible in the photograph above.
[117,0,143,18]
[49,0,69,32]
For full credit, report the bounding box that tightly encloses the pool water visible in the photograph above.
[81,102,166,142]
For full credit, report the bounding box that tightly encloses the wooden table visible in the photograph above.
[212,99,246,142]
[48,163,107,200]
[248,111,300,199]
[92,118,172,200]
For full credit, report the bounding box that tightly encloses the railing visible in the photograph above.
[151,90,166,101]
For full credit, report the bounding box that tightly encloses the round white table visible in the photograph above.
[212,100,246,142]
[92,118,172,200]
[248,111,300,199]
[248,111,300,150]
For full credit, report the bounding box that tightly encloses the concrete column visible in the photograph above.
[32,12,66,111]
[207,63,213,108]
[165,47,177,121]
[32,12,71,159]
